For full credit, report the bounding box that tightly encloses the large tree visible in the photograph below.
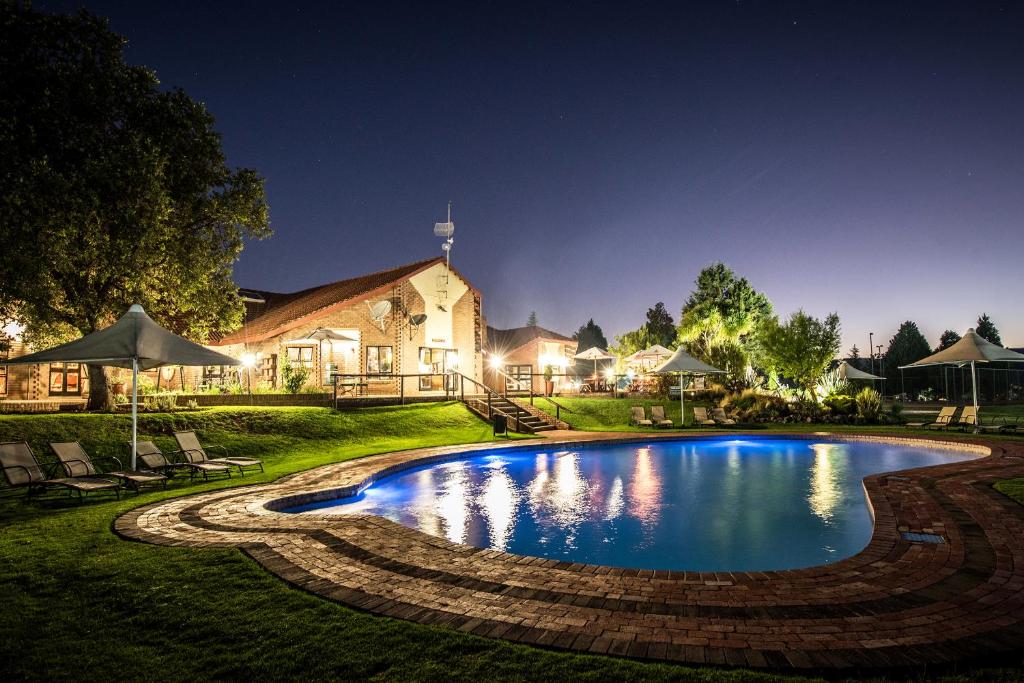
[975,313,1002,346]
[938,329,961,351]
[644,302,675,348]
[526,311,538,327]
[573,318,608,351]
[677,263,772,375]
[883,321,932,397]
[0,6,270,408]
[755,311,841,400]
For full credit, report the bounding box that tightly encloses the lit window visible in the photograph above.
[366,346,393,375]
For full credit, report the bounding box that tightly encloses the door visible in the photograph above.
[419,348,449,391]
[504,364,532,393]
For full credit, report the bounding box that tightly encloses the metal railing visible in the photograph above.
[452,372,531,432]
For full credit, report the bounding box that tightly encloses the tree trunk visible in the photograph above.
[87,364,115,411]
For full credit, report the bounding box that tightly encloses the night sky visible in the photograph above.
[38,1,1024,351]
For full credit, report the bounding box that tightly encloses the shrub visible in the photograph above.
[186,399,200,410]
[890,401,904,419]
[855,387,882,421]
[815,369,852,402]
[143,393,177,412]
[823,394,856,416]
[720,389,790,423]
[281,358,309,394]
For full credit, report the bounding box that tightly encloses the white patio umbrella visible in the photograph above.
[5,305,240,469]
[899,328,1024,413]
[573,346,616,376]
[652,347,727,426]
[626,344,674,371]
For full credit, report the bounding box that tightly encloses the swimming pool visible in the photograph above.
[286,437,979,572]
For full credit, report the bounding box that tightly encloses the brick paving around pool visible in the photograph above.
[114,432,1024,671]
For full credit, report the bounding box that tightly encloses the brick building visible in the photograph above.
[483,325,577,395]
[0,256,485,403]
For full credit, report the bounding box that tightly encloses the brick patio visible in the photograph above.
[114,432,1024,671]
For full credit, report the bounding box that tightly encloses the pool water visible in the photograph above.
[286,438,977,572]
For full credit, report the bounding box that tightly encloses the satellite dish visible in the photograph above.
[367,300,392,332]
[407,313,427,339]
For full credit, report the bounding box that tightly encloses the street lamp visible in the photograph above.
[868,332,874,376]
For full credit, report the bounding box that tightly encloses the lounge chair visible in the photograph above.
[134,440,231,481]
[950,406,977,432]
[711,407,737,426]
[692,407,716,426]
[978,415,1020,434]
[629,406,653,427]
[0,441,120,501]
[174,431,264,476]
[50,442,167,492]
[650,405,673,428]
[906,406,956,429]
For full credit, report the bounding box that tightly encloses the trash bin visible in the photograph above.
[492,413,508,436]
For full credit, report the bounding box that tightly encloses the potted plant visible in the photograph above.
[543,365,554,397]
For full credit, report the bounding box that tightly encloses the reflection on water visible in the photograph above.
[293,439,977,572]
[808,443,846,522]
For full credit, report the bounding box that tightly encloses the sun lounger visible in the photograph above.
[650,405,673,428]
[50,442,167,491]
[134,440,231,481]
[906,406,956,429]
[0,441,120,501]
[174,431,264,476]
[950,406,977,431]
[692,407,716,426]
[978,415,1019,434]
[629,406,653,427]
[711,408,737,426]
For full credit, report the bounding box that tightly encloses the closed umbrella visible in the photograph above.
[652,347,727,426]
[5,305,240,468]
[899,328,1024,414]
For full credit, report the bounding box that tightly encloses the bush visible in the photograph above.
[143,393,178,412]
[720,389,790,423]
[281,358,309,394]
[186,399,200,410]
[855,387,882,421]
[890,401,904,420]
[823,394,856,416]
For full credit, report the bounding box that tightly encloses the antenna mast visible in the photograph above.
[433,201,455,272]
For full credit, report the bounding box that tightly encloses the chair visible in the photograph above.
[174,431,263,476]
[650,405,673,428]
[951,406,977,431]
[978,415,1020,434]
[629,406,653,427]
[711,407,737,425]
[134,440,231,481]
[692,407,716,426]
[50,442,167,492]
[906,406,956,429]
[0,441,120,501]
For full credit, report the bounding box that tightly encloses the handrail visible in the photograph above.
[492,366,528,394]
[452,372,530,432]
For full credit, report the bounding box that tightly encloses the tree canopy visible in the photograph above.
[643,302,675,348]
[975,313,1002,346]
[677,263,772,375]
[938,329,961,351]
[573,319,608,351]
[755,310,841,400]
[882,321,931,396]
[0,5,270,406]
[526,311,538,327]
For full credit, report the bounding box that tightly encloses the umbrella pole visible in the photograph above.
[131,357,138,471]
[971,360,978,412]
[680,373,685,427]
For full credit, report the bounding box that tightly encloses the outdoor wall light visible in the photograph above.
[240,352,257,368]
[489,354,504,369]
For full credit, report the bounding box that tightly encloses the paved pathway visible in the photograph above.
[115,431,1024,671]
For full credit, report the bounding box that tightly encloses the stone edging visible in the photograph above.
[115,431,1024,671]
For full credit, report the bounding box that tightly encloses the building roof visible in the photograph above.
[216,256,470,345]
[486,325,575,354]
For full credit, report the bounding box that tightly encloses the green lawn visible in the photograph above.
[995,478,1024,506]
[1,402,1022,681]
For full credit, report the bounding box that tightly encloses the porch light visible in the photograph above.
[489,354,504,369]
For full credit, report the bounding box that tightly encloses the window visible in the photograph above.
[366,346,393,375]
[418,347,448,390]
[0,348,7,396]
[504,364,532,393]
[286,346,315,370]
[49,362,82,396]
